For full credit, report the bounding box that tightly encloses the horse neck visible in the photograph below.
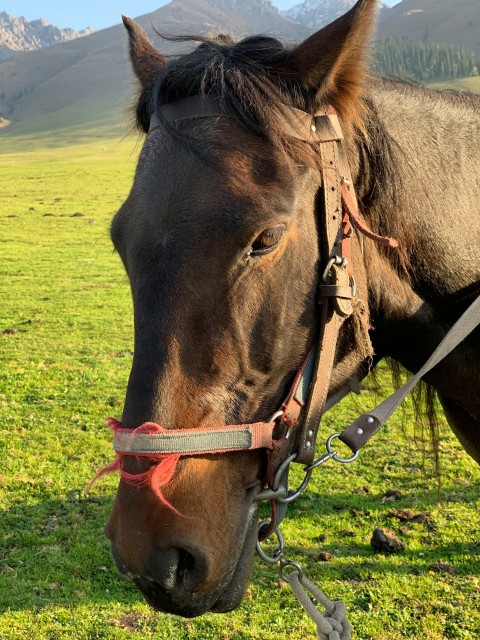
[357,76,479,294]
[356,77,480,384]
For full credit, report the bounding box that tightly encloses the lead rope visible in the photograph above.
[257,293,480,638]
[288,571,351,640]
[257,521,351,639]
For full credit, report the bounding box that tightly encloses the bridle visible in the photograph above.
[100,94,384,517]
[97,93,480,524]
[92,93,480,638]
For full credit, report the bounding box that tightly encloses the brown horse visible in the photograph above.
[104,0,480,618]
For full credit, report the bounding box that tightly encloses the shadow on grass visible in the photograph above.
[278,479,480,518]
[1,482,479,613]
[0,493,141,613]
[268,540,480,580]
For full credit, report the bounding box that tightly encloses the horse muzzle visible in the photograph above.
[107,502,259,617]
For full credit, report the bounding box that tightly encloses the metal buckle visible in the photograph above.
[254,453,295,503]
[255,432,359,504]
[268,410,285,424]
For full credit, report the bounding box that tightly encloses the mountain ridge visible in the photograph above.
[284,0,357,30]
[0,11,94,61]
[1,0,478,143]
[0,0,308,139]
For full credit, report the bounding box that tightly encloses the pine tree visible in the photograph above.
[374,38,480,82]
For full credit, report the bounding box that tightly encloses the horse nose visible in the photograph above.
[148,546,211,592]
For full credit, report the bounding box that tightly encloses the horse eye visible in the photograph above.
[250,225,285,256]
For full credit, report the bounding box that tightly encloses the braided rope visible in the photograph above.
[288,572,351,640]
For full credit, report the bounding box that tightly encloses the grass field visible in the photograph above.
[429,76,480,93]
[1,126,480,640]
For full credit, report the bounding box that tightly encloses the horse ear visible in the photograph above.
[285,0,378,124]
[122,16,167,87]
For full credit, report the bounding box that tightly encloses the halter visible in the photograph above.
[91,94,480,516]
[90,95,377,505]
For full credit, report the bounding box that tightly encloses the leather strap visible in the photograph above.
[341,180,398,249]
[149,95,225,131]
[278,106,344,142]
[295,137,352,464]
[340,293,480,452]
[318,285,354,299]
[149,95,345,143]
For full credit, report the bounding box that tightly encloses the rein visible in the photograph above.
[92,95,480,639]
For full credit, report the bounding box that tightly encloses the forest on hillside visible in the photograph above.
[375,37,480,82]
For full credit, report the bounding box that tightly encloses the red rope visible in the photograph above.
[341,181,399,249]
[86,419,183,516]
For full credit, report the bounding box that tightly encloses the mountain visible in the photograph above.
[1,0,478,144]
[0,0,308,140]
[378,0,480,51]
[283,0,387,31]
[283,0,356,30]
[0,11,94,62]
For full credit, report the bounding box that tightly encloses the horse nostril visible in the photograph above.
[177,548,196,582]
[149,547,210,592]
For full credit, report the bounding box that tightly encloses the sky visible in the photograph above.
[2,0,400,31]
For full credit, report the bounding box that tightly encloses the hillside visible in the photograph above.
[0,12,93,62]
[378,0,480,51]
[0,0,308,141]
[0,0,478,146]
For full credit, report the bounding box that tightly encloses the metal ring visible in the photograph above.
[271,453,297,491]
[279,559,304,582]
[256,522,284,565]
[254,452,296,503]
[326,433,359,464]
[268,409,292,440]
[254,487,287,503]
[322,256,347,284]
[277,469,312,504]
[268,410,285,423]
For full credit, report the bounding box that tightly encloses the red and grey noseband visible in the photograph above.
[88,344,319,515]
[113,420,277,456]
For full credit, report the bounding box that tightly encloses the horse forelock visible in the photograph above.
[133,33,365,168]
[131,37,428,278]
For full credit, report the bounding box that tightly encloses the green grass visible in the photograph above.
[429,76,480,93]
[1,137,480,640]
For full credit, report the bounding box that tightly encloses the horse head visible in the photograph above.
[105,0,377,618]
